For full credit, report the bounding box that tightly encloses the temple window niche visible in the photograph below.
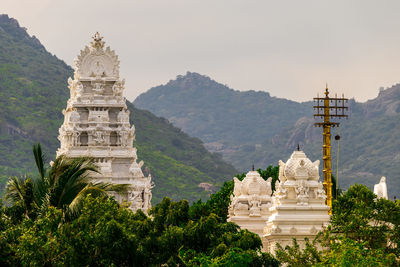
[110,131,118,146]
[80,132,88,146]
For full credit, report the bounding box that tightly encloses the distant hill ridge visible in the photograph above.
[134,72,400,198]
[0,14,237,203]
[135,72,310,146]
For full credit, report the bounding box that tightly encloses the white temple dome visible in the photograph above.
[283,150,319,180]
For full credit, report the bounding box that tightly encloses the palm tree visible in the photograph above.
[5,143,128,220]
[4,176,36,219]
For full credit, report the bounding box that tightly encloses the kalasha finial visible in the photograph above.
[252,164,255,171]
[297,144,300,151]
[91,32,105,49]
[325,83,329,97]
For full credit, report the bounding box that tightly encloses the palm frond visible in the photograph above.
[4,176,26,204]
[33,143,46,180]
[65,183,130,220]
[51,157,99,208]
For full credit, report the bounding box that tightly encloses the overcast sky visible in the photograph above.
[3,0,400,102]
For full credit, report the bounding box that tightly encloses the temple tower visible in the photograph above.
[227,170,273,237]
[263,150,329,253]
[57,33,153,212]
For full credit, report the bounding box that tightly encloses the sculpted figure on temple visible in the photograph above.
[129,161,144,177]
[68,78,83,99]
[295,181,309,205]
[112,79,125,96]
[275,180,287,201]
[119,130,129,147]
[72,131,80,146]
[118,109,130,123]
[69,109,80,123]
[374,176,388,199]
[233,177,242,196]
[128,190,143,210]
[93,61,106,77]
[249,195,261,217]
[278,160,286,182]
[93,131,106,145]
[143,178,154,211]
[92,81,104,94]
[315,182,327,201]
[68,77,76,98]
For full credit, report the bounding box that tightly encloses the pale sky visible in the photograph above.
[3,0,400,102]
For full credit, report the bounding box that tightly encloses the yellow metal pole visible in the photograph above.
[323,87,333,214]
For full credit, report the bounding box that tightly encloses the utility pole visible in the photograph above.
[313,85,348,214]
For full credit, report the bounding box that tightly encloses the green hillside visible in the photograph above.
[135,72,310,147]
[0,14,237,203]
[134,73,400,198]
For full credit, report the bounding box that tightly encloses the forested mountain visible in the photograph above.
[135,72,400,198]
[0,14,237,203]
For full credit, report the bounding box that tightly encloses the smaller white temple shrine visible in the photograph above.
[263,150,330,253]
[228,149,330,253]
[228,170,272,236]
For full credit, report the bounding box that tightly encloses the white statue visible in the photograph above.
[143,179,154,211]
[374,176,388,199]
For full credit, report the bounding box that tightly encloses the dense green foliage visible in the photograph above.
[134,72,400,197]
[0,15,237,203]
[2,145,398,266]
[276,184,400,266]
[0,164,279,266]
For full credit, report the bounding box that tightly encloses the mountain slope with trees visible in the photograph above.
[134,72,400,198]
[0,14,237,203]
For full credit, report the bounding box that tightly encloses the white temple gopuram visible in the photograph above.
[57,33,153,212]
[228,149,330,253]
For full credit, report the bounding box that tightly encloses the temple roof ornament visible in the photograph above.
[74,32,120,80]
[281,150,319,181]
[91,32,105,50]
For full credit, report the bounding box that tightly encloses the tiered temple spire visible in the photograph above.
[57,33,153,212]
